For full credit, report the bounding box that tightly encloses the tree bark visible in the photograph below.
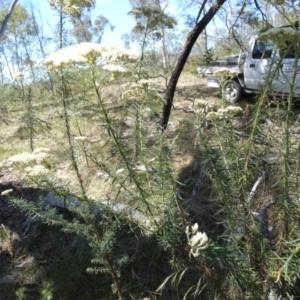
[160,26,168,71]
[0,0,19,40]
[155,0,169,72]
[160,0,227,129]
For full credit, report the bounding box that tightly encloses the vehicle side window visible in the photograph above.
[252,41,273,59]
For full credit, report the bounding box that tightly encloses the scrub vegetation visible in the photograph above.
[1,0,300,299]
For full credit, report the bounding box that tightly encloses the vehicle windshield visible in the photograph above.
[252,41,274,59]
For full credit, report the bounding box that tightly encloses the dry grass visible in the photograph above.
[0,73,221,200]
[2,72,300,299]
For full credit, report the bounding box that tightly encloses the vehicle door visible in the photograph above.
[272,44,300,96]
[243,39,275,90]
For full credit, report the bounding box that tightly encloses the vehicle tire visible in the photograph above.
[222,80,242,103]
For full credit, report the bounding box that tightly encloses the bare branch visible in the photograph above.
[195,0,208,24]
[253,0,273,27]
[247,171,266,204]
[230,0,248,51]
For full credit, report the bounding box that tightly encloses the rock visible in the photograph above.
[0,275,14,285]
[44,192,150,227]
[44,192,80,209]
[97,171,109,178]
[101,201,148,225]
[123,117,135,128]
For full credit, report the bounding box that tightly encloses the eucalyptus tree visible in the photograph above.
[70,11,114,43]
[129,0,177,73]
[49,0,95,48]
[264,0,300,26]
[0,2,36,81]
[49,0,113,47]
[49,0,78,49]
[0,0,18,39]
[153,0,170,71]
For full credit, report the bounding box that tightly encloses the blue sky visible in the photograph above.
[91,0,136,45]
[33,0,221,50]
[35,0,136,47]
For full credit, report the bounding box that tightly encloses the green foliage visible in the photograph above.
[15,287,26,300]
[49,0,95,17]
[0,3,34,37]
[5,44,179,299]
[71,12,114,43]
[39,281,54,300]
[141,50,164,73]
[187,49,215,74]
[129,6,177,39]
[3,5,300,299]
[198,48,215,67]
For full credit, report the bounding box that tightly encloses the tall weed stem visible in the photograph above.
[60,74,86,197]
[90,68,158,228]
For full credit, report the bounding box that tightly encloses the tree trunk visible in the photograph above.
[0,0,19,40]
[160,0,227,129]
[160,26,168,72]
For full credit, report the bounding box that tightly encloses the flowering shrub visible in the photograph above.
[259,27,300,48]
[13,72,24,82]
[1,148,51,179]
[44,43,138,73]
[194,99,208,109]
[185,223,209,257]
[122,81,164,104]
[213,68,238,81]
[25,165,50,177]
[193,99,210,114]
[205,105,242,120]
[102,64,127,74]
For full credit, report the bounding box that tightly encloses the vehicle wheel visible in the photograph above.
[222,80,242,103]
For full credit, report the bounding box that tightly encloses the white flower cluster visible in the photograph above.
[44,45,87,71]
[33,147,51,154]
[186,223,208,257]
[6,150,49,166]
[25,165,50,177]
[122,83,164,103]
[34,152,49,163]
[44,43,138,72]
[7,152,37,166]
[74,136,88,141]
[214,68,238,80]
[193,99,210,114]
[102,64,127,74]
[1,189,13,196]
[3,148,51,178]
[259,27,299,46]
[194,99,208,109]
[206,105,243,120]
[101,45,138,64]
[13,72,24,82]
